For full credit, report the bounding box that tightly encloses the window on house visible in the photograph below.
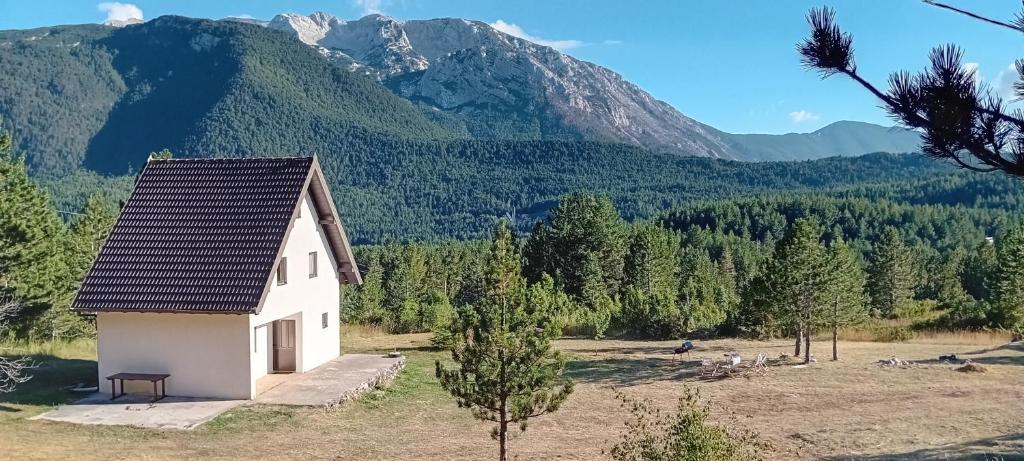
[322,312,329,329]
[309,251,318,278]
[277,257,288,285]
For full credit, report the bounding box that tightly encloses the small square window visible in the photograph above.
[322,312,329,329]
[309,251,318,278]
[276,257,288,285]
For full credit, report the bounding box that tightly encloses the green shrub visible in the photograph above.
[894,299,937,322]
[872,325,914,342]
[607,387,767,461]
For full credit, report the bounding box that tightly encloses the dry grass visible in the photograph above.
[2,332,1024,460]
[909,329,1012,345]
[0,337,96,359]
[833,320,1012,345]
[339,323,392,339]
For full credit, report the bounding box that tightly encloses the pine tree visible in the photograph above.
[522,221,555,284]
[68,194,117,279]
[823,237,867,360]
[355,254,386,326]
[963,240,997,302]
[678,250,729,334]
[382,244,429,332]
[932,248,970,311]
[621,223,680,337]
[527,193,628,300]
[867,227,914,317]
[763,219,829,363]
[577,252,617,338]
[990,225,1024,328]
[0,123,75,333]
[436,220,573,461]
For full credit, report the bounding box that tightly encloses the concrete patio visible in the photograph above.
[31,353,406,430]
[31,393,245,430]
[256,353,405,406]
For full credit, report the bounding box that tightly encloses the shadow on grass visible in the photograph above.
[821,432,1024,461]
[347,343,442,355]
[566,356,700,385]
[912,342,1024,367]
[561,341,791,358]
[0,354,97,408]
[960,342,1024,356]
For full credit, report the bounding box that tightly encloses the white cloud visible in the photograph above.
[97,2,143,22]
[964,62,979,83]
[789,110,819,123]
[994,63,1019,101]
[603,39,623,45]
[229,14,255,19]
[489,20,583,51]
[353,0,386,16]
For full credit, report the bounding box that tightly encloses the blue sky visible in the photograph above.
[1,1,1021,134]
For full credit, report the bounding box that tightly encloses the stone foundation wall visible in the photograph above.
[335,356,406,405]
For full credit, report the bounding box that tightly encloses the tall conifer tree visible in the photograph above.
[824,237,867,360]
[763,219,828,363]
[867,227,914,317]
[436,220,573,461]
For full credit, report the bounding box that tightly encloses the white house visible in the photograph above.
[71,156,361,400]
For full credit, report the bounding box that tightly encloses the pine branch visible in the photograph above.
[923,0,1024,33]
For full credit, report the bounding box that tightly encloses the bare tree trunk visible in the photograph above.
[832,325,838,361]
[499,408,508,461]
[804,327,811,364]
[832,295,840,361]
[794,327,803,357]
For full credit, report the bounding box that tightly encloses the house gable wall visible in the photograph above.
[248,192,341,394]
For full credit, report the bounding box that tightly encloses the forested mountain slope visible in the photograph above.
[0,14,924,176]
[0,16,459,177]
[47,150,963,243]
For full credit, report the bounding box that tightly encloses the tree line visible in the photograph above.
[344,191,1024,359]
[0,122,116,339]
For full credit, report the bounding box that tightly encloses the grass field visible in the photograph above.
[2,329,1023,460]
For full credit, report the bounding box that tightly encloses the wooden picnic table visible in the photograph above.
[106,372,169,402]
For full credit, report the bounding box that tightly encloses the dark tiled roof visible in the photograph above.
[72,157,316,314]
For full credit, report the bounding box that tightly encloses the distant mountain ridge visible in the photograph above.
[264,12,738,158]
[0,13,921,180]
[260,12,921,160]
[728,121,922,161]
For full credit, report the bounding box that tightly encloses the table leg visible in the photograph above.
[153,381,158,402]
[110,379,115,400]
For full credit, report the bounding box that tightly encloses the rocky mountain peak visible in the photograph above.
[263,13,737,157]
[104,18,144,28]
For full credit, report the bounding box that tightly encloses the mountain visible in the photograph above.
[727,121,922,161]
[0,13,923,179]
[0,17,954,243]
[0,16,458,176]
[262,12,921,160]
[265,13,738,158]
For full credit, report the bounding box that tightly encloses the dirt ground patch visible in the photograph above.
[2,333,1023,460]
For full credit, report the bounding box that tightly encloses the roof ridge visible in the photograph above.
[147,156,315,163]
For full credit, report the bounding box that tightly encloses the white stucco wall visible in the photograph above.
[95,312,251,399]
[248,193,341,394]
[94,193,342,400]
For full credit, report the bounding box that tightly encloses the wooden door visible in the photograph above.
[272,319,296,372]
